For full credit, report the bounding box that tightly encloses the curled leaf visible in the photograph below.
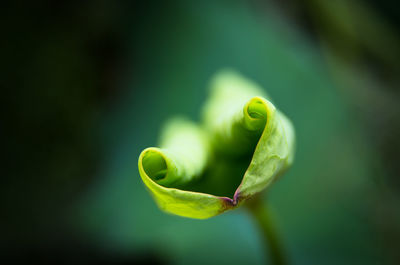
[138,70,295,219]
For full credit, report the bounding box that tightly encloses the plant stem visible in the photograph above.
[246,197,287,265]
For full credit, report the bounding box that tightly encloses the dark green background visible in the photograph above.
[3,0,400,264]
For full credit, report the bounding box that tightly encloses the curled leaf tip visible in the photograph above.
[138,70,295,219]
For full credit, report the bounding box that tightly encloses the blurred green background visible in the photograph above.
[3,0,400,264]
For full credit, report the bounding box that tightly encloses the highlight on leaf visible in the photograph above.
[138,70,295,219]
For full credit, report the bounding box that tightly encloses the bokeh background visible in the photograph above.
[3,0,400,264]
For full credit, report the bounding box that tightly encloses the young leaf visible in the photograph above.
[138,70,295,219]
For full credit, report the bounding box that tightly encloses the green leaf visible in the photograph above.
[138,70,295,219]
